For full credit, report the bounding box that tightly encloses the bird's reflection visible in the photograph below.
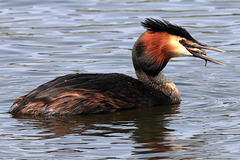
[11,104,180,156]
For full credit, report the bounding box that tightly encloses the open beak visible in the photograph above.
[186,44,226,66]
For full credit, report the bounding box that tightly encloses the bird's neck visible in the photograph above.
[136,69,180,104]
[132,31,180,104]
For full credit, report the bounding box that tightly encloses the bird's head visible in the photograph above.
[132,18,226,77]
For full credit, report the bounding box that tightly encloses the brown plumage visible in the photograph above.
[10,73,178,116]
[9,18,225,116]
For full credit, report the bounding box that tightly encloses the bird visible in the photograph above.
[9,18,226,116]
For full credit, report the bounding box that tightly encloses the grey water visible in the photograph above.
[0,0,239,159]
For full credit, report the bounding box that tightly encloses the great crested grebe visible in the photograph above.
[9,18,226,116]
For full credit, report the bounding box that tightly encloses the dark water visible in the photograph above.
[0,0,240,159]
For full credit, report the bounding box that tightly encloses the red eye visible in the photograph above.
[179,39,185,44]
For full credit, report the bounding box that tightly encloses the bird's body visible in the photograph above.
[10,73,179,115]
[9,18,225,116]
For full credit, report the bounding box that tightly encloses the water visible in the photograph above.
[0,0,239,159]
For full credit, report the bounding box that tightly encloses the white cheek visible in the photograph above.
[170,40,192,57]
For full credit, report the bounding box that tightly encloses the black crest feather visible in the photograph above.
[141,18,199,43]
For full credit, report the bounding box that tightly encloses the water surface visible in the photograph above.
[0,0,240,159]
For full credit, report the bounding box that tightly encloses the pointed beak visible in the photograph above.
[186,44,226,65]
